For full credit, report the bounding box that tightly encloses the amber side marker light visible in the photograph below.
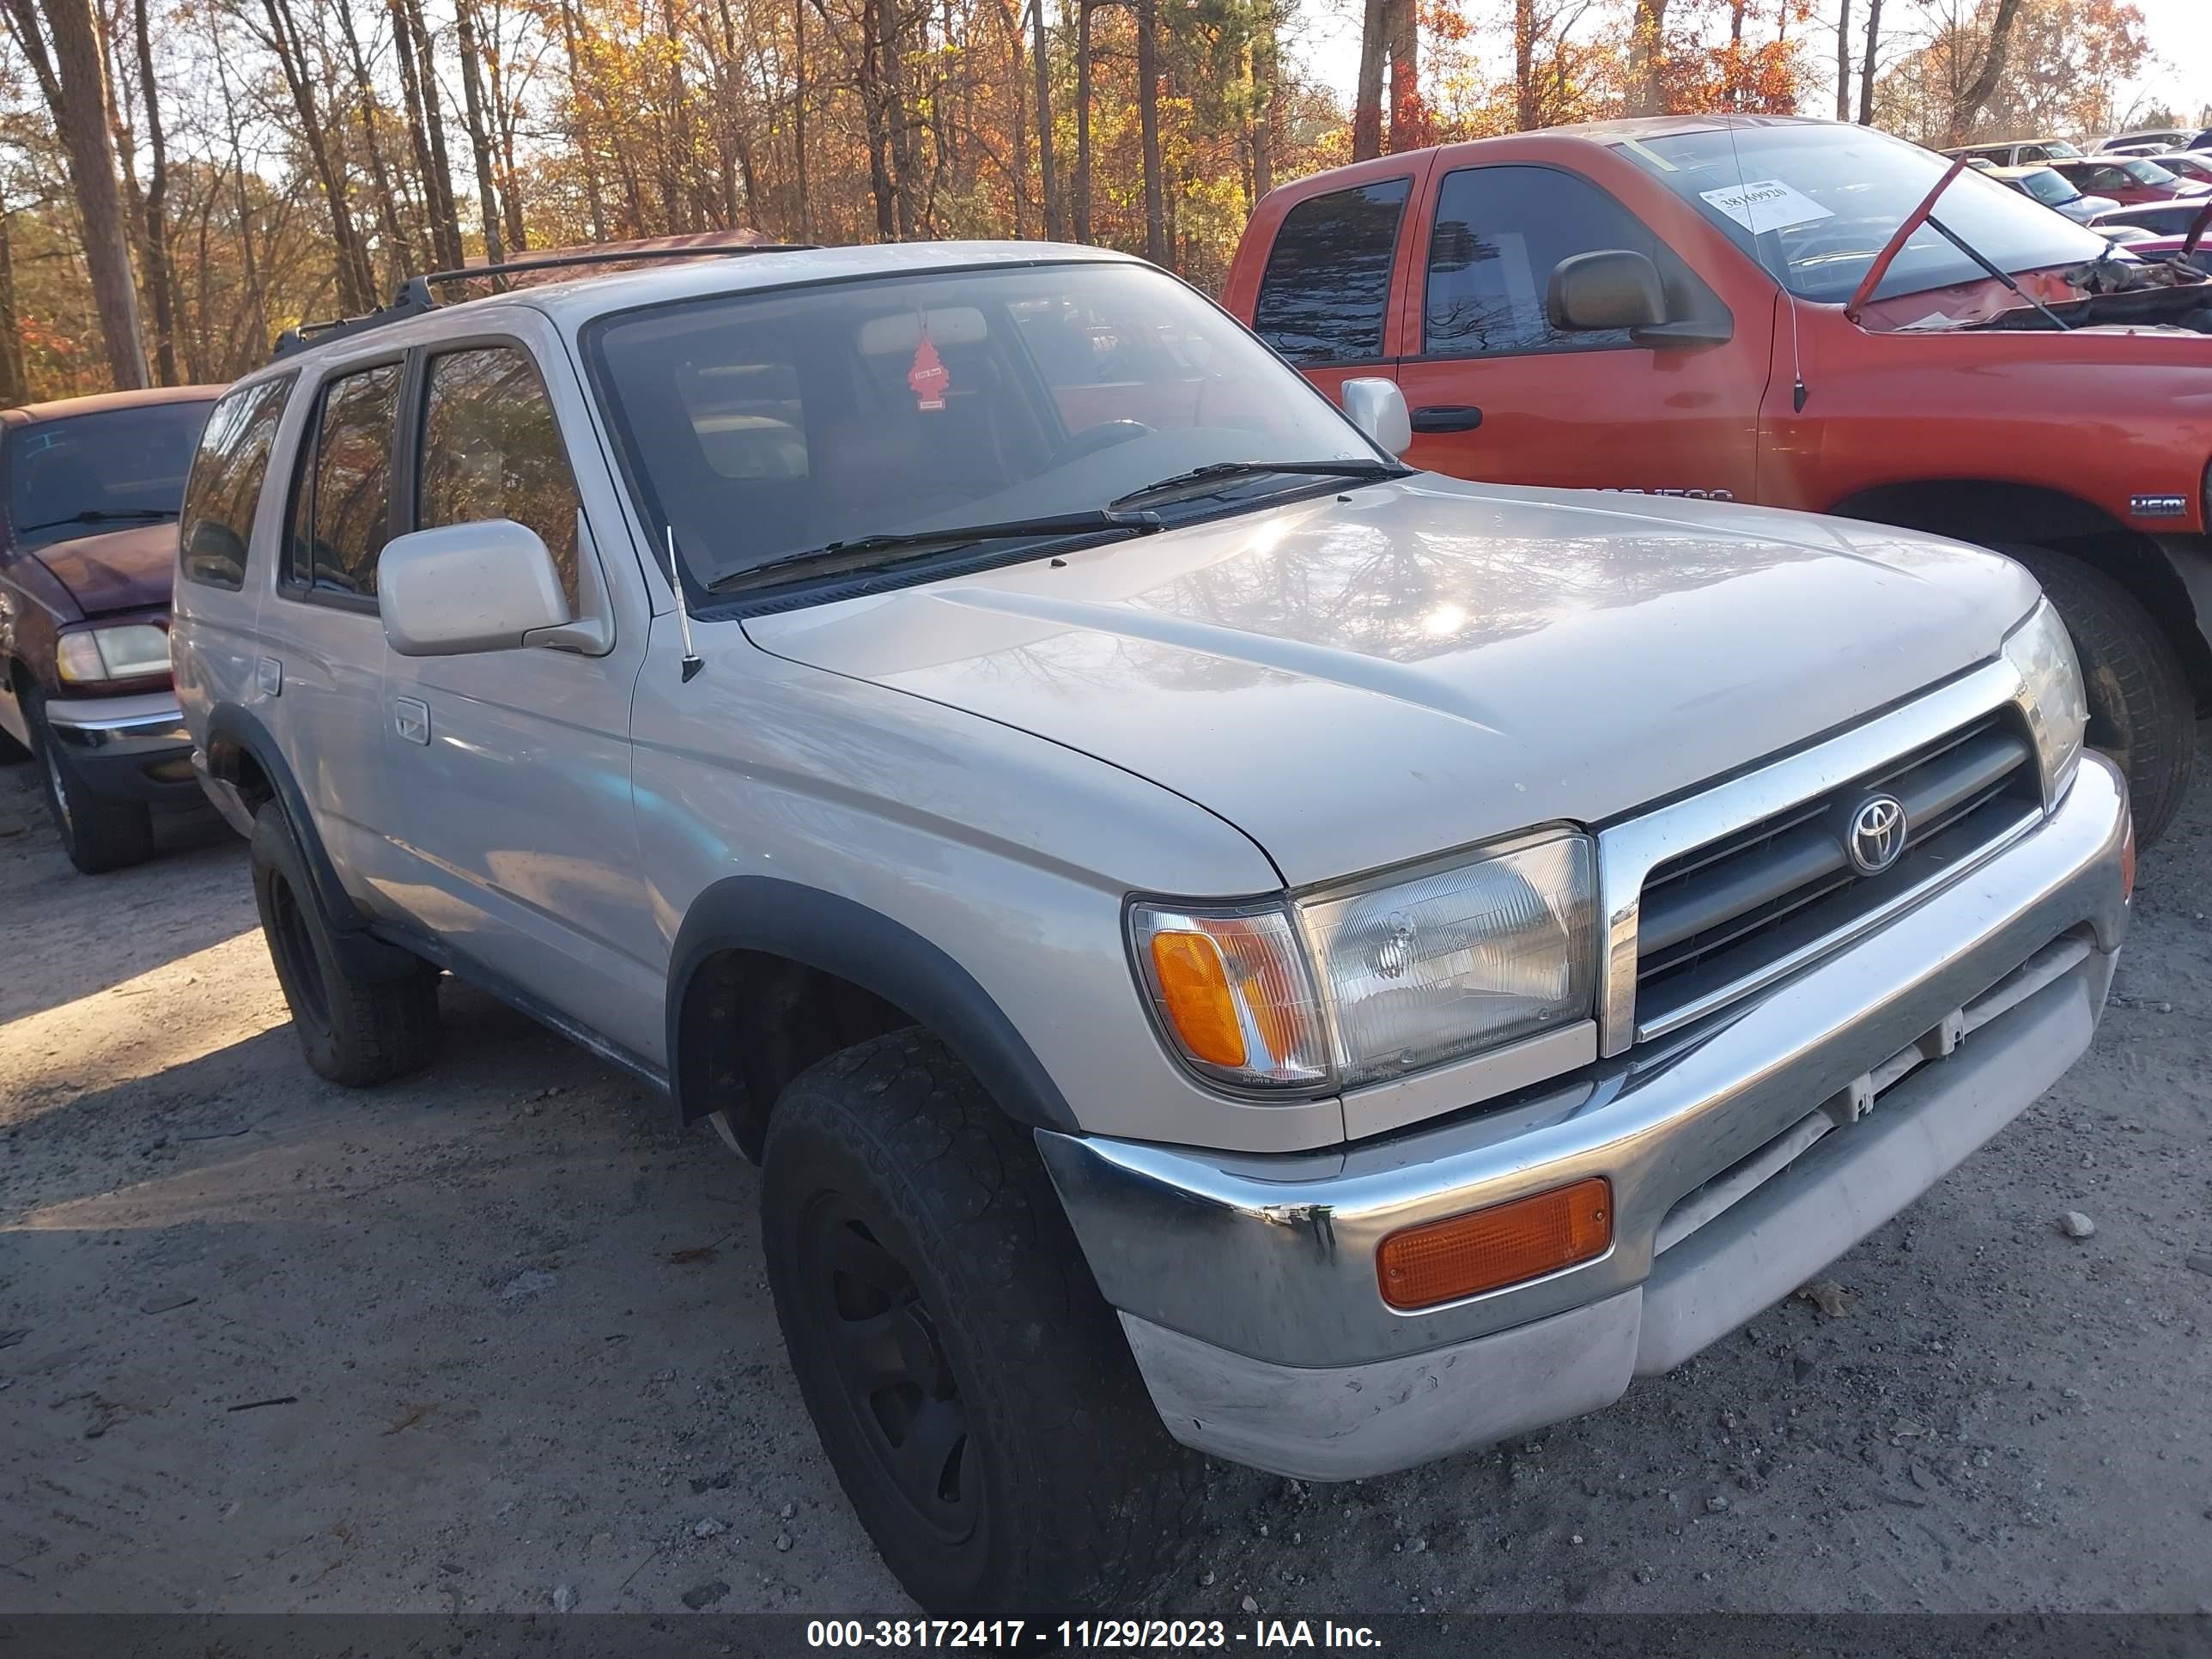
[2120,813,2136,904]
[1376,1178,1613,1310]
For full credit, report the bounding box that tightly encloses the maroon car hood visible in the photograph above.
[31,522,178,617]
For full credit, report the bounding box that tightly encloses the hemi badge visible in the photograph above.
[2130,494,2188,519]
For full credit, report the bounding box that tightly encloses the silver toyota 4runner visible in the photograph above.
[170,241,2130,1613]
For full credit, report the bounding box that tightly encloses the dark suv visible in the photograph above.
[0,386,222,871]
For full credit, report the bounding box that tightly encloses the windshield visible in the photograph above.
[1611,123,2110,304]
[2018,169,2079,206]
[586,261,1382,592]
[6,401,212,551]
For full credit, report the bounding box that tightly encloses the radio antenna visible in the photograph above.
[665,525,703,683]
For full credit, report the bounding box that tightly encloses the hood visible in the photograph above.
[744,477,2040,887]
[31,521,178,617]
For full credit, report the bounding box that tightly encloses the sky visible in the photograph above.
[1290,0,2212,134]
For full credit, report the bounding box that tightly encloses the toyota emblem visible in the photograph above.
[1845,793,1908,876]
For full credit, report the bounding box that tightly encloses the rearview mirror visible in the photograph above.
[1340,377,1412,457]
[1547,249,1669,333]
[380,520,571,657]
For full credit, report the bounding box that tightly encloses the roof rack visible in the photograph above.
[270,240,818,361]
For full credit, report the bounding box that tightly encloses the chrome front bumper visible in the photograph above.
[1039,753,2130,1481]
[43,691,191,757]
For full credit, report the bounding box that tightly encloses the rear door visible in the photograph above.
[1393,162,1769,505]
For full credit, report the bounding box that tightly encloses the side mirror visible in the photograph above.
[1340,376,1412,457]
[1547,249,1668,332]
[380,520,571,657]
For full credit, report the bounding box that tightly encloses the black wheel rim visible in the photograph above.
[266,873,331,1032]
[797,1193,979,1546]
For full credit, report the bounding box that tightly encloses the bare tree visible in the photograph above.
[1834,0,1851,119]
[1627,0,1668,115]
[1856,0,1881,125]
[1949,0,2025,141]
[1030,0,1061,237]
[0,192,28,405]
[1135,0,1164,264]
[1352,0,1383,157]
[127,0,176,380]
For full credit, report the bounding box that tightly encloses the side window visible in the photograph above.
[179,374,295,590]
[1251,178,1412,364]
[1423,165,1694,359]
[283,361,402,600]
[418,346,584,608]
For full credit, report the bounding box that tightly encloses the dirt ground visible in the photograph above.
[2,738,2209,1621]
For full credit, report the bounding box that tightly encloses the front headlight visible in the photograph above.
[1131,829,1597,1094]
[2002,599,2086,807]
[55,623,171,684]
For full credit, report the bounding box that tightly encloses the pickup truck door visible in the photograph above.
[1390,162,1770,507]
[374,321,666,1069]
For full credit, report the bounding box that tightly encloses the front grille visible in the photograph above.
[1632,712,2041,1037]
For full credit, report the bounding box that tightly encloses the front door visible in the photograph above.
[374,324,665,1067]
[1393,163,1770,507]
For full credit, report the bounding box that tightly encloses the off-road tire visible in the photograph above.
[250,803,441,1085]
[760,1029,1202,1613]
[25,684,155,874]
[1996,545,2197,848]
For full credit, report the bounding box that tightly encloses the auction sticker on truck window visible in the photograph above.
[1699,178,1835,235]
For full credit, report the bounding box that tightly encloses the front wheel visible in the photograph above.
[1996,546,2197,848]
[25,686,155,874]
[760,1030,1198,1613]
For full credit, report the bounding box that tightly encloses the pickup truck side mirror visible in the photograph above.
[380,520,572,657]
[1340,377,1413,456]
[1547,249,1669,332]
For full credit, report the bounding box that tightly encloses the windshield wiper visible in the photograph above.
[19,507,178,532]
[1111,458,1407,510]
[1844,155,2072,331]
[706,508,1158,593]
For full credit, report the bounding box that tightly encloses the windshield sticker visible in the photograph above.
[1699,179,1836,235]
[908,331,951,412]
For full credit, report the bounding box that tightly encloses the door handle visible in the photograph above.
[1411,405,1484,434]
[393,697,430,746]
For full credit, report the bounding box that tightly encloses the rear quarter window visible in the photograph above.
[179,375,295,591]
[1251,179,1412,365]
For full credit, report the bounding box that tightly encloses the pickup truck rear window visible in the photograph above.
[1251,179,1411,364]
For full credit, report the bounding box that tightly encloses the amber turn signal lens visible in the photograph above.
[1149,930,1247,1067]
[1376,1177,1612,1310]
[2120,813,2136,903]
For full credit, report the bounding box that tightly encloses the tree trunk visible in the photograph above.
[1352,0,1384,159]
[213,37,270,360]
[1627,0,1668,117]
[0,196,28,407]
[1032,0,1062,237]
[880,0,921,237]
[1514,0,1536,131]
[1856,0,1881,126]
[334,0,417,288]
[795,0,812,238]
[1833,0,1851,121]
[1073,0,1094,240]
[397,0,465,268]
[1950,0,2025,143]
[1385,0,1418,151]
[859,0,898,238]
[128,0,176,382]
[556,0,607,242]
[453,0,506,264]
[258,0,376,312]
[30,0,149,386]
[1250,9,1275,197]
[1134,0,1165,264]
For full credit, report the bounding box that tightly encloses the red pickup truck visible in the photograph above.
[1225,113,2212,843]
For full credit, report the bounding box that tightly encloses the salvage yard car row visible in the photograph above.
[2,112,2207,1615]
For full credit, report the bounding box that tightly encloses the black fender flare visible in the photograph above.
[665,875,1078,1137]
[202,702,422,983]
